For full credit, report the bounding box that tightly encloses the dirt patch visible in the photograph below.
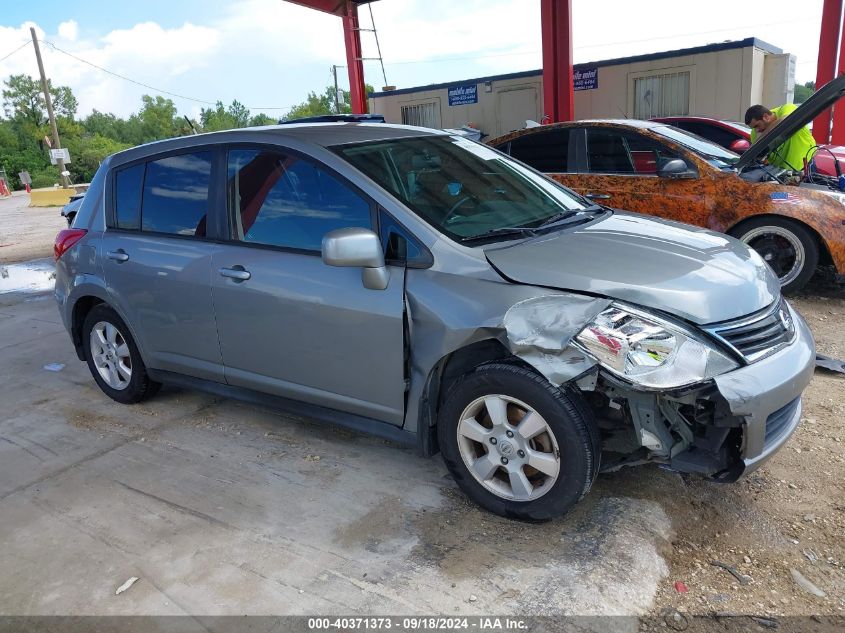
[62,406,124,432]
[649,274,845,619]
[0,194,66,264]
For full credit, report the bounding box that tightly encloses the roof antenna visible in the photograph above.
[184,116,199,135]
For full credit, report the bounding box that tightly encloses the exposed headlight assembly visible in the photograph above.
[574,306,738,389]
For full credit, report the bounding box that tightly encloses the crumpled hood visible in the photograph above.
[485,212,780,325]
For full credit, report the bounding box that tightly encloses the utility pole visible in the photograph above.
[30,27,69,188]
[331,65,340,114]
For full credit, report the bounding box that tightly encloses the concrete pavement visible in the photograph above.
[0,278,674,617]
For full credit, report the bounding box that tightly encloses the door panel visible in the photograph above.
[212,248,406,425]
[212,146,407,425]
[554,127,709,224]
[103,149,223,381]
[102,233,223,381]
[497,88,539,136]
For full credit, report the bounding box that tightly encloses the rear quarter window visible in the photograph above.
[115,163,144,230]
[71,160,109,229]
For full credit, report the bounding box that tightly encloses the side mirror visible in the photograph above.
[729,139,751,154]
[657,159,696,179]
[322,228,389,290]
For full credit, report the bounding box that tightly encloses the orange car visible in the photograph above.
[487,78,845,294]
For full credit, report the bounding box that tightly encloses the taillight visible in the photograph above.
[54,229,87,260]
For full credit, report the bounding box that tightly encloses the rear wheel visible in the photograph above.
[82,305,160,404]
[731,217,819,294]
[437,363,599,521]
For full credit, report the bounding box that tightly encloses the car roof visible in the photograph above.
[488,119,663,145]
[110,122,446,163]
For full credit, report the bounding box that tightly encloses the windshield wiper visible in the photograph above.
[459,226,536,243]
[535,205,605,229]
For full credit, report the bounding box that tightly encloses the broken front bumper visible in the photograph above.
[713,304,815,476]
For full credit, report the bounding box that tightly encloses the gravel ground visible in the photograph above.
[0,193,65,264]
[647,274,845,622]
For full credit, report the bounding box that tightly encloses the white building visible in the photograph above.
[368,37,796,138]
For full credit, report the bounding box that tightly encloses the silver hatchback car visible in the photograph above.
[54,123,815,520]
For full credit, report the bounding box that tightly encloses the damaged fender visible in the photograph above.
[403,267,610,445]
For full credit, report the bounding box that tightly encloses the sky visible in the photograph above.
[0,0,828,121]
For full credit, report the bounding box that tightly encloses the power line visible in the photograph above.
[42,40,217,105]
[0,40,31,63]
[40,39,297,112]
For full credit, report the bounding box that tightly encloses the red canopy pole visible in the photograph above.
[541,0,574,123]
[832,11,845,145]
[814,0,843,145]
[343,0,367,114]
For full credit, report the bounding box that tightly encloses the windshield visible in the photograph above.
[333,135,589,241]
[652,125,740,167]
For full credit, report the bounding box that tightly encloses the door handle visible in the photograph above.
[585,193,611,200]
[107,250,129,262]
[219,266,251,282]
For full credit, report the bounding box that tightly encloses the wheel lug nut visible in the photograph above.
[518,450,525,458]
[501,457,508,465]
[506,430,514,438]
[489,437,497,445]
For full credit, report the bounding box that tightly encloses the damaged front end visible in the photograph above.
[501,295,815,481]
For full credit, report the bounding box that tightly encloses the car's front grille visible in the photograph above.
[765,397,800,445]
[705,299,795,362]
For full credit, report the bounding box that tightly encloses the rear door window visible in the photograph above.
[227,148,372,251]
[503,128,572,172]
[141,152,213,236]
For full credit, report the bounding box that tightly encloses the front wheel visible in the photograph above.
[437,363,600,521]
[730,217,819,294]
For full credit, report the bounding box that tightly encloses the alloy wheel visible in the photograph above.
[89,321,132,390]
[456,394,561,501]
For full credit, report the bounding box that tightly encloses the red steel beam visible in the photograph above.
[343,1,367,114]
[284,0,349,16]
[814,0,843,145]
[833,12,845,145]
[283,0,369,114]
[541,0,574,123]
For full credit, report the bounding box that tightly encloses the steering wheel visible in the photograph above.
[443,195,474,224]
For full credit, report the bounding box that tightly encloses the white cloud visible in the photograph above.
[57,20,78,42]
[0,0,827,122]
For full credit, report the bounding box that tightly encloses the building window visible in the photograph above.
[401,102,440,128]
[633,71,690,119]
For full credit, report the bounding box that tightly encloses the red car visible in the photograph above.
[652,115,845,178]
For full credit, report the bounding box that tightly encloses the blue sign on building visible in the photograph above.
[448,83,478,106]
[574,67,598,91]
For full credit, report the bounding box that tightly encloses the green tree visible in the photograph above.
[249,112,276,126]
[281,84,374,121]
[64,133,130,183]
[200,99,251,132]
[795,81,815,104]
[138,94,179,141]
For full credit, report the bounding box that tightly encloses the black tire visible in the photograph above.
[730,217,819,294]
[82,304,160,404]
[437,363,600,521]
